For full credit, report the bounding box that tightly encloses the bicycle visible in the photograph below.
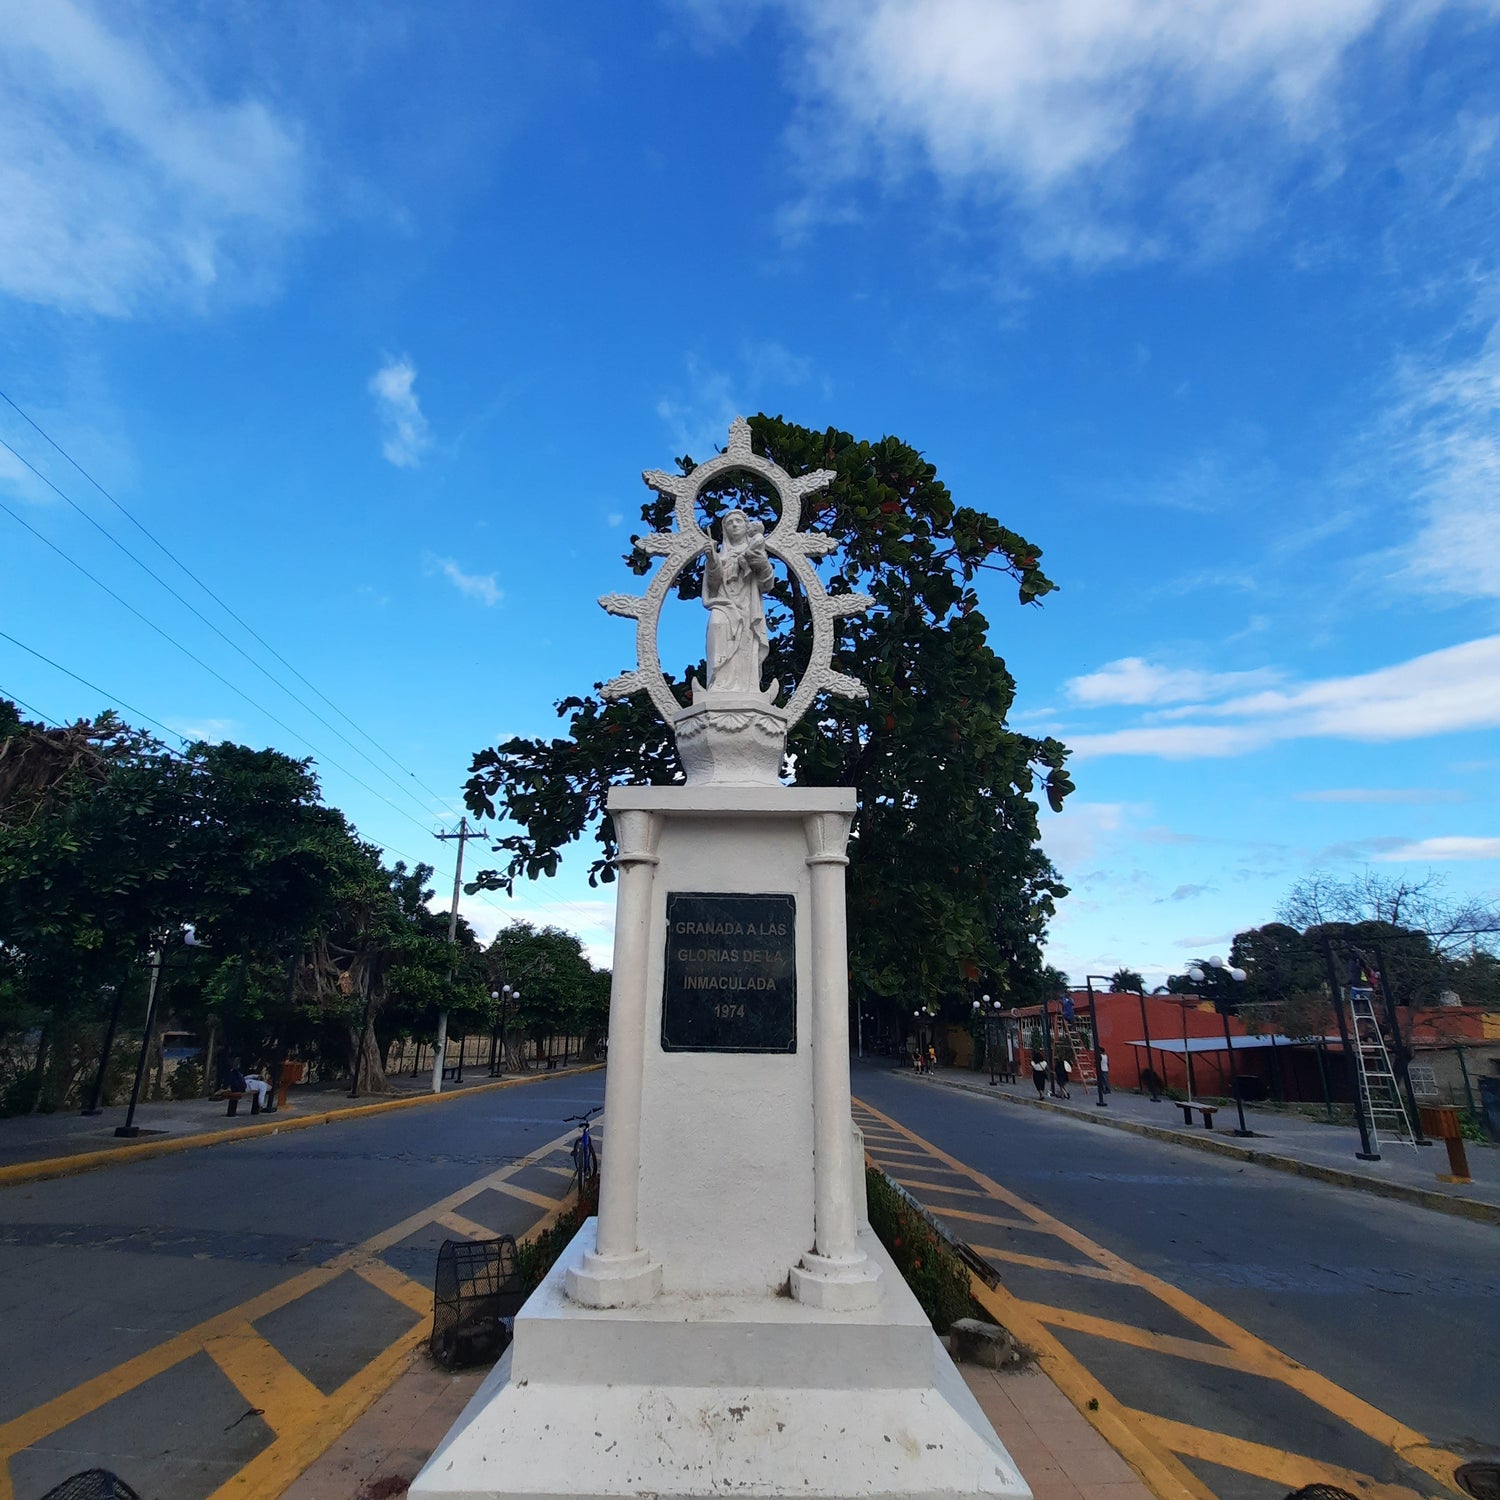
[566,1106,601,1197]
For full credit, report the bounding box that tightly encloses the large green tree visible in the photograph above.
[465,416,1072,1026]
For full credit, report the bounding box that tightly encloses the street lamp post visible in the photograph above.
[114,926,199,1138]
[1188,957,1251,1137]
[969,994,998,1082]
[1083,976,1112,1108]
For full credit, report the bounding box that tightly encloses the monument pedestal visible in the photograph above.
[414,1221,1028,1500]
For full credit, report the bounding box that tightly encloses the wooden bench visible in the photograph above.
[1177,1102,1219,1128]
[545,1057,561,1072]
[441,1065,460,1083]
[220,1090,260,1117]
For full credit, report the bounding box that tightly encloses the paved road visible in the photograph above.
[854,1059,1498,1500]
[0,1070,605,1500]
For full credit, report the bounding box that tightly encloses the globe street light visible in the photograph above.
[1188,956,1251,1136]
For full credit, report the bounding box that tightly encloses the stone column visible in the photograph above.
[790,809,880,1310]
[566,807,663,1307]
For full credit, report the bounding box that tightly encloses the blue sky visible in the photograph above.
[1,0,1497,986]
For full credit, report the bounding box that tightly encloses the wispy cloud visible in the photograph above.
[1391,309,1500,603]
[424,552,502,607]
[1161,884,1214,902]
[1065,658,1280,708]
[682,0,1445,265]
[656,342,816,458]
[0,0,307,317]
[1070,636,1500,759]
[167,717,236,744]
[369,357,432,468]
[1374,836,1500,861]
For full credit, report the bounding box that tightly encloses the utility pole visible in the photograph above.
[432,817,474,1095]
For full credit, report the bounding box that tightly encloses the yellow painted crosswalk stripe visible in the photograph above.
[204,1325,328,1431]
[855,1094,1471,1500]
[0,1122,580,1500]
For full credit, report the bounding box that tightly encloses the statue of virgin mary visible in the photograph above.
[702,509,774,695]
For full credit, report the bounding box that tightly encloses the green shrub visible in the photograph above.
[168,1062,203,1100]
[515,1174,599,1293]
[864,1166,974,1332]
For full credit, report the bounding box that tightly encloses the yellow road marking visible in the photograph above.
[854,1095,1470,1499]
[434,1210,499,1240]
[925,1204,1048,1233]
[1131,1410,1428,1500]
[203,1325,328,1431]
[970,1275,1218,1500]
[353,1258,433,1318]
[893,1175,988,1199]
[488,1180,564,1210]
[0,1124,578,1485]
[970,1244,1136,1284]
[202,1323,428,1500]
[1021,1302,1256,1373]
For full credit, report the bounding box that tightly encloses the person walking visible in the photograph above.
[1098,1049,1111,1095]
[1054,1054,1072,1099]
[926,1043,937,1076]
[1030,1053,1048,1098]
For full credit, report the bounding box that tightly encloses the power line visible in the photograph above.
[0,388,454,806]
[0,628,190,745]
[0,498,438,838]
[0,680,59,728]
[0,431,445,820]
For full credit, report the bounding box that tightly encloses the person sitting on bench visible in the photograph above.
[227,1059,271,1110]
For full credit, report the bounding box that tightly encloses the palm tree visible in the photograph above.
[1109,968,1145,993]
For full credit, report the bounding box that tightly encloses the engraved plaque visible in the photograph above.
[661,892,797,1053]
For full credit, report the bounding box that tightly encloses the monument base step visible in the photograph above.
[410,1224,1030,1500]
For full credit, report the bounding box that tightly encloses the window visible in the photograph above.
[1408,1064,1439,1098]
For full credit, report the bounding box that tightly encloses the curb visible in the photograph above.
[913,1071,1500,1228]
[0,1063,605,1190]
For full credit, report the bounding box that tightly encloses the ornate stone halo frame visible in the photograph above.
[598,417,873,733]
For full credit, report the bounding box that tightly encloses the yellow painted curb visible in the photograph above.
[920,1072,1500,1227]
[0,1063,604,1190]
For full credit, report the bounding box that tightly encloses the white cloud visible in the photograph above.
[1375,836,1500,861]
[684,0,1443,263]
[369,357,432,468]
[1036,800,1133,868]
[1065,657,1279,707]
[1392,310,1500,602]
[656,343,815,458]
[1070,635,1500,759]
[0,444,55,505]
[167,717,236,744]
[424,552,502,607]
[0,0,307,317]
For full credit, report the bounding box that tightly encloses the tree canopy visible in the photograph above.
[0,702,600,1112]
[465,415,1073,1020]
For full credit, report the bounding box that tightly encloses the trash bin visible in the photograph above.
[1479,1075,1500,1143]
[431,1235,526,1369]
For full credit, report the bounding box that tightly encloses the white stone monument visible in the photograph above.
[411,419,1030,1500]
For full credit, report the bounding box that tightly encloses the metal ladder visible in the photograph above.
[1051,1014,1096,1086]
[1346,987,1416,1149]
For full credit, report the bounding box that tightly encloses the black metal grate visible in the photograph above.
[430,1235,525,1370]
[39,1472,142,1500]
[1284,1488,1361,1500]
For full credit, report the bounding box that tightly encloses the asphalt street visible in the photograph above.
[0,1070,606,1500]
[853,1059,1499,1500]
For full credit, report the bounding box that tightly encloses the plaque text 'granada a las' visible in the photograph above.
[661,892,796,1053]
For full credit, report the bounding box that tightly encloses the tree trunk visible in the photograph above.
[348,1023,391,1094]
[29,1023,51,1113]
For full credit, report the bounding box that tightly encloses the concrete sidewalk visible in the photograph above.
[0,1063,600,1179]
[907,1064,1500,1222]
[284,1343,1153,1500]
